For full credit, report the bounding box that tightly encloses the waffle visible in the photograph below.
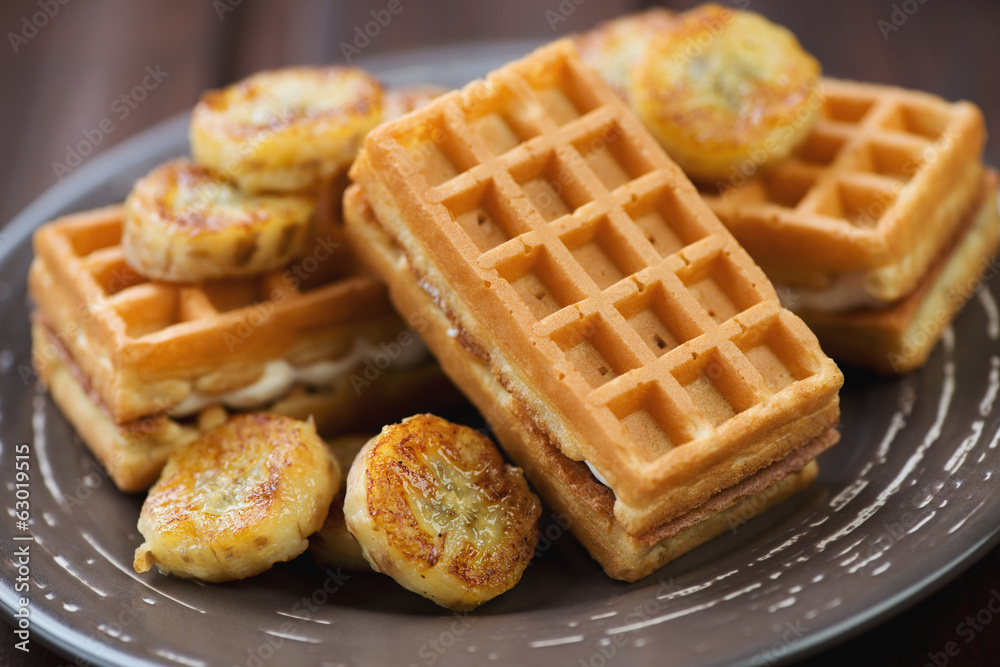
[29,205,463,491]
[347,40,842,540]
[344,183,831,580]
[30,205,415,423]
[32,320,455,492]
[801,170,1000,374]
[702,78,986,305]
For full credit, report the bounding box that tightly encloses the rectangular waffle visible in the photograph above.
[702,78,986,305]
[344,183,830,580]
[800,170,1000,373]
[31,205,415,423]
[347,40,843,541]
[29,205,462,491]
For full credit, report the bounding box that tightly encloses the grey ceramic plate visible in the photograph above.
[3,42,1000,667]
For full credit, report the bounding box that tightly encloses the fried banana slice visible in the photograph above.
[133,414,338,582]
[190,66,383,193]
[573,8,678,102]
[122,158,316,282]
[310,434,372,572]
[630,3,821,182]
[344,414,540,611]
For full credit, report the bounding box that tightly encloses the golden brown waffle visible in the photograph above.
[702,78,986,303]
[32,316,460,492]
[343,183,832,580]
[30,205,412,424]
[801,171,1000,374]
[348,40,842,538]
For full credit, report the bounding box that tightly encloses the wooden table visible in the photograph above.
[1,1,997,665]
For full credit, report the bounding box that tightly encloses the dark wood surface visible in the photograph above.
[1,1,998,665]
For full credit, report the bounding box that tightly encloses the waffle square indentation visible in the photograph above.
[518,58,601,126]
[673,350,757,428]
[854,140,924,181]
[397,120,477,187]
[444,180,526,253]
[494,243,587,320]
[560,216,646,290]
[811,180,897,229]
[758,171,816,209]
[112,285,180,339]
[615,280,704,357]
[678,247,767,324]
[605,382,694,461]
[459,79,545,155]
[880,103,950,141]
[89,255,149,296]
[795,131,846,166]
[550,312,638,389]
[733,313,818,393]
[823,95,874,124]
[572,121,655,192]
[511,152,592,223]
[470,112,523,156]
[65,218,121,257]
[623,185,713,259]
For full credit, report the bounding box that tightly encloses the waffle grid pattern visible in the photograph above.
[31,206,402,424]
[44,208,354,343]
[363,42,836,488]
[702,78,983,270]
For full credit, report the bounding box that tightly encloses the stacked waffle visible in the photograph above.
[702,80,998,373]
[574,6,998,374]
[29,71,456,493]
[344,41,843,581]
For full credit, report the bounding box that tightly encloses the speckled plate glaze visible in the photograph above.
[2,43,1000,667]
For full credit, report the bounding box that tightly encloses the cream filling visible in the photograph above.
[585,460,610,487]
[166,334,427,417]
[776,271,890,313]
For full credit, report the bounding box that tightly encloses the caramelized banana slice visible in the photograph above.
[310,434,372,572]
[573,8,678,101]
[123,159,315,282]
[190,66,384,193]
[134,414,338,582]
[630,4,821,182]
[344,414,540,610]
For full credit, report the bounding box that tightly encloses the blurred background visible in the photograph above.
[1,0,998,665]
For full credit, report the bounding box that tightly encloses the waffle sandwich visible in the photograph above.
[30,205,457,492]
[700,79,996,373]
[344,41,843,580]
